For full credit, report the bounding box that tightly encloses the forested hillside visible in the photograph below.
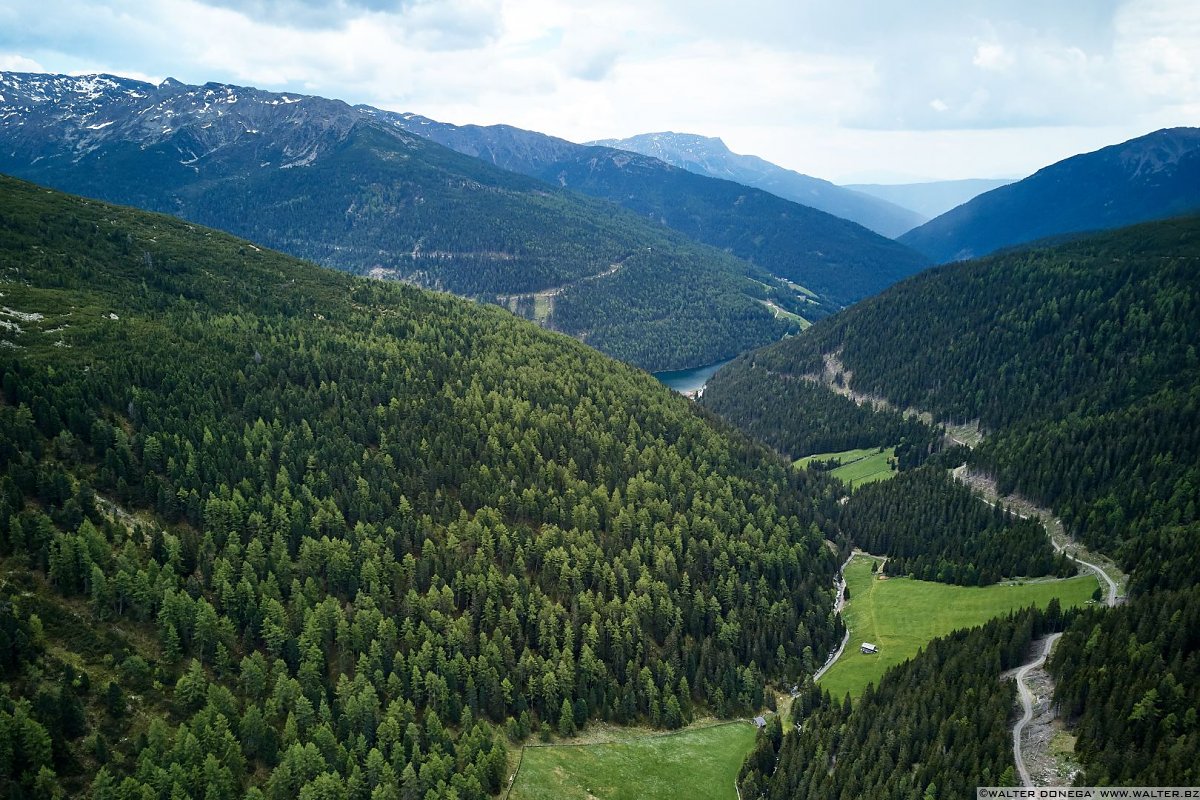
[708,215,1200,569]
[1051,586,1200,784]
[529,149,925,308]
[0,176,843,799]
[0,71,805,371]
[718,215,1200,791]
[839,468,1073,586]
[702,364,938,463]
[741,606,1068,799]
[388,114,929,308]
[900,127,1200,263]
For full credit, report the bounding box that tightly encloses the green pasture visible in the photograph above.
[819,555,1099,700]
[508,721,756,800]
[795,446,897,486]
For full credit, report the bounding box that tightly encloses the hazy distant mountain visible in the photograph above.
[0,71,809,370]
[383,112,585,175]
[900,128,1200,263]
[389,113,928,306]
[842,178,1014,219]
[589,131,925,238]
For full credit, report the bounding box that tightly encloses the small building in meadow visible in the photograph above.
[753,716,767,729]
[861,642,879,654]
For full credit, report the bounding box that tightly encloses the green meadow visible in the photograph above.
[819,555,1100,700]
[507,722,756,800]
[795,446,897,486]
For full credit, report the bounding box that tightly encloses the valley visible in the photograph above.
[0,35,1198,799]
[711,212,1200,797]
[652,359,734,397]
[816,555,1097,701]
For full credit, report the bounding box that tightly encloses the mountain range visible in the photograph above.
[0,71,931,370]
[900,127,1200,262]
[2,63,1199,800]
[590,131,925,238]
[843,178,1014,219]
[389,113,928,306]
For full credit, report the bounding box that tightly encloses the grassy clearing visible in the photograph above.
[795,446,897,486]
[531,293,553,325]
[757,299,810,328]
[508,721,756,800]
[1050,729,1077,760]
[780,278,818,298]
[945,420,985,447]
[819,555,1100,700]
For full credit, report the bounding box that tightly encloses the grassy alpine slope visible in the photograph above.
[817,556,1097,701]
[508,722,755,800]
[0,176,843,799]
[795,447,897,487]
[742,606,1070,799]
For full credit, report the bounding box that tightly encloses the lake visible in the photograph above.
[653,359,733,397]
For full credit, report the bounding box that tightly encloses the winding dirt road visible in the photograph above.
[949,466,1123,786]
[813,557,851,682]
[814,551,874,683]
[1013,633,1063,786]
[1050,540,1119,607]
[951,465,1124,606]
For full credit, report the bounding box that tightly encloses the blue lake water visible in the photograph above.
[652,359,733,396]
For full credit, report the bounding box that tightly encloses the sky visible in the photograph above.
[2,0,1198,182]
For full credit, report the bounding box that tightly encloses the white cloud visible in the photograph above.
[1115,0,1200,101]
[0,0,1198,181]
[0,54,44,72]
[973,42,1013,71]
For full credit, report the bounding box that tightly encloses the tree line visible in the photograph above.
[838,467,1075,585]
[740,605,1071,799]
[723,214,1200,792]
[0,176,843,799]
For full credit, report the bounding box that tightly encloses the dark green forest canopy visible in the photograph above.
[722,215,1200,794]
[738,216,1200,430]
[0,176,843,799]
[742,606,1069,800]
[1051,585,1200,785]
[838,467,1073,586]
[706,216,1200,579]
[702,362,939,463]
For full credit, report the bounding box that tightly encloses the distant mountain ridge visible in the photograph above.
[843,178,1014,219]
[899,127,1200,262]
[0,70,812,371]
[387,113,929,306]
[589,131,926,238]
